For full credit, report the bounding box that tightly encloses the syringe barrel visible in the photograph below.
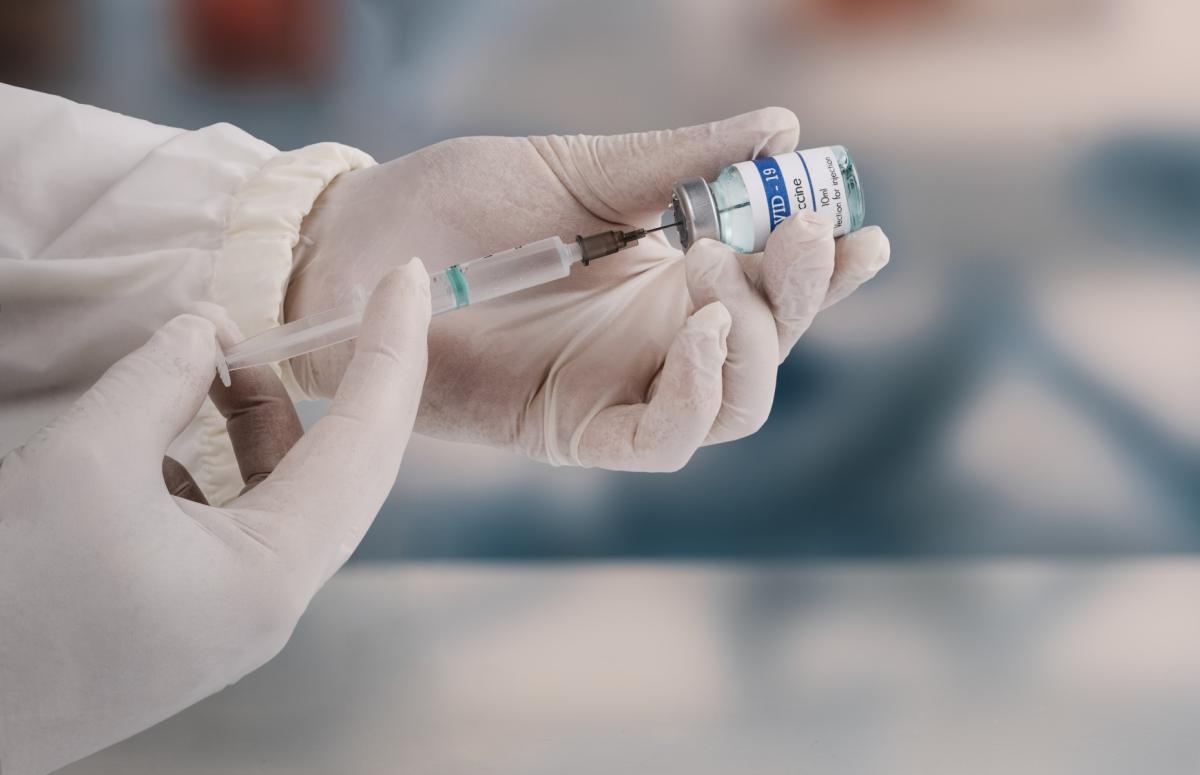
[221,237,578,371]
[221,302,363,371]
[429,271,459,315]
[451,236,574,306]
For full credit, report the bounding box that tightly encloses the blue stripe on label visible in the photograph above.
[797,152,818,214]
[753,157,791,230]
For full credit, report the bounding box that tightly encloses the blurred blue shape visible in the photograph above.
[6,0,1199,559]
[1071,134,1200,253]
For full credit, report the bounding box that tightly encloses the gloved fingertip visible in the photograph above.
[841,225,892,274]
[187,301,244,348]
[689,300,733,342]
[366,260,431,325]
[684,238,736,292]
[731,106,799,157]
[391,257,431,305]
[685,237,734,262]
[756,105,800,132]
[155,313,218,354]
[404,256,430,290]
[774,211,835,244]
[352,263,433,378]
[678,303,732,373]
[143,314,222,396]
[398,258,433,321]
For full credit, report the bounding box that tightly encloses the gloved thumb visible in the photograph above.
[231,259,431,586]
[530,107,799,222]
[64,314,219,461]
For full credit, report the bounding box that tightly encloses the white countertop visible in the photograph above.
[65,561,1200,775]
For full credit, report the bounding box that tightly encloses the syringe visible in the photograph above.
[220,225,675,374]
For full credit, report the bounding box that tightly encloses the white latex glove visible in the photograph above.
[0,262,430,775]
[287,108,890,471]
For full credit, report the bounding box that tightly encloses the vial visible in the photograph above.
[663,145,865,253]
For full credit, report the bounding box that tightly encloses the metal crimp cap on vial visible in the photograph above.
[670,177,720,251]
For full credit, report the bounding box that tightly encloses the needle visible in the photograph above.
[643,200,748,235]
[644,220,683,234]
[578,200,751,264]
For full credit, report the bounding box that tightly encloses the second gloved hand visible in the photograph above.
[0,263,430,775]
[286,108,890,471]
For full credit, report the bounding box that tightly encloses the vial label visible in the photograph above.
[733,146,851,250]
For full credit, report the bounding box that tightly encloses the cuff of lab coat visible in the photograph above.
[200,142,374,505]
[212,141,376,395]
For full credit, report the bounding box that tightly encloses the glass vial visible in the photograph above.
[664,145,865,253]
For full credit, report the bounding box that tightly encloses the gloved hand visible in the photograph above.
[0,262,430,775]
[286,108,890,471]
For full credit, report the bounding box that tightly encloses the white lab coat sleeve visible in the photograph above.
[0,84,375,504]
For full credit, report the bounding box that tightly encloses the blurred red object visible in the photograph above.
[790,0,1099,29]
[807,0,952,25]
[0,1,77,88]
[179,0,341,85]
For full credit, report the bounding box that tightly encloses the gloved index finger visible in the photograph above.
[190,301,306,494]
[228,260,431,586]
[209,364,304,494]
[530,107,800,223]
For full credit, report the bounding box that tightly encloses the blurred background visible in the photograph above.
[8,1,1200,772]
[1,0,1196,560]
[4,0,1196,561]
